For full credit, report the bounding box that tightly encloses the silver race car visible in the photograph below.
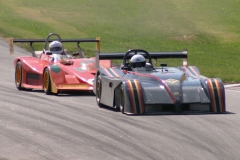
[93,49,226,114]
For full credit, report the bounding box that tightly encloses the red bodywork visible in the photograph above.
[14,52,111,92]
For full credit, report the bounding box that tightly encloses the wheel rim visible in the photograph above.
[43,71,49,91]
[96,79,100,102]
[15,66,21,85]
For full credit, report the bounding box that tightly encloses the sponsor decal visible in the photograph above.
[58,84,88,89]
[165,78,179,84]
[173,92,179,95]
[50,65,61,73]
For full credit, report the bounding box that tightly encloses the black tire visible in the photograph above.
[43,68,52,95]
[15,61,24,90]
[120,84,125,113]
[96,75,103,107]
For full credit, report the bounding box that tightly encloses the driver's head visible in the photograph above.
[49,41,63,54]
[130,54,146,68]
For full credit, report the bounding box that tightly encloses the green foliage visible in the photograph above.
[1,0,240,82]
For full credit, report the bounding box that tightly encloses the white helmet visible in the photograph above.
[49,41,63,54]
[130,54,146,68]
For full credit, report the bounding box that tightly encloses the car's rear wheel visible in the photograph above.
[120,84,125,113]
[15,61,24,90]
[43,68,52,95]
[96,75,103,107]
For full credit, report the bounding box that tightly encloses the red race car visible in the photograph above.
[9,33,111,95]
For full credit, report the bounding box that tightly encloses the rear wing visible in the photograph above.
[8,33,100,59]
[95,49,188,67]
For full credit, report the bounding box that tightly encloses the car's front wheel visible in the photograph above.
[43,68,52,95]
[96,75,104,107]
[15,61,24,90]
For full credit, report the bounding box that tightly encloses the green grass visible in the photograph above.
[1,0,240,82]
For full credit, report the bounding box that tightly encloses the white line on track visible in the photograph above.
[224,84,240,88]
[225,89,240,92]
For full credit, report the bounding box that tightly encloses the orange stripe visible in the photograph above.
[208,79,217,112]
[162,82,176,103]
[189,66,199,76]
[134,80,144,114]
[133,72,176,104]
[182,66,199,76]
[103,68,113,77]
[219,80,226,112]
[130,80,137,113]
[126,80,136,113]
[214,79,222,112]
[215,79,225,112]
[109,68,120,77]
[182,66,192,76]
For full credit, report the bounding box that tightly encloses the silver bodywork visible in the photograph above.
[93,49,226,114]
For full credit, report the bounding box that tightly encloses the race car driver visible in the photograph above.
[130,54,146,68]
[49,41,63,54]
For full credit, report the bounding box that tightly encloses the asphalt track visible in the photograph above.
[0,38,240,160]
